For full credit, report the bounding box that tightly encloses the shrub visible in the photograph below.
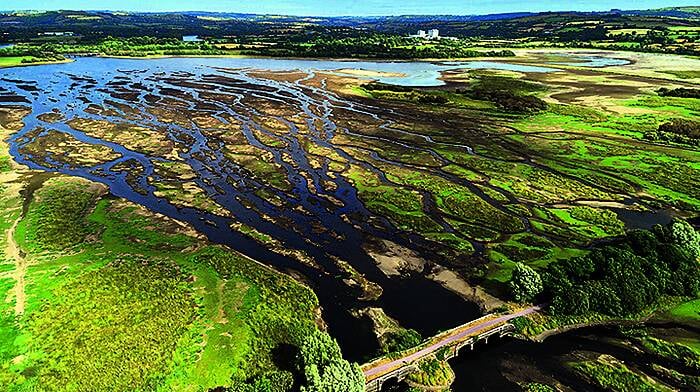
[382,329,422,354]
[644,119,700,146]
[657,87,700,99]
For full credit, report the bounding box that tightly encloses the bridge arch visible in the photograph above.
[380,376,401,390]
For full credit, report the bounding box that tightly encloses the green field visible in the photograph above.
[0,57,32,67]
[0,176,337,390]
[667,299,700,322]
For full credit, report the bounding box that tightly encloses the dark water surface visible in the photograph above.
[1,57,492,361]
[613,207,675,230]
[0,55,659,364]
[383,324,696,391]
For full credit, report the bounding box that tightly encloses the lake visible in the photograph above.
[3,55,573,87]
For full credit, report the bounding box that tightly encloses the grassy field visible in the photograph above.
[0,57,69,68]
[0,57,31,67]
[667,299,700,324]
[0,176,324,391]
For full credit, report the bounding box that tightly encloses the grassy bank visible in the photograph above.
[0,108,359,391]
[0,56,71,68]
[0,176,327,390]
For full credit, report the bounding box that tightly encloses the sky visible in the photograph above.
[8,0,690,16]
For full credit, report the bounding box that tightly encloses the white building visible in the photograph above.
[409,29,441,40]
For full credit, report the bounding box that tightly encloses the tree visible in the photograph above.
[300,360,364,392]
[669,219,700,261]
[382,329,422,354]
[582,281,622,316]
[297,329,364,392]
[551,287,590,315]
[544,220,700,318]
[298,329,342,368]
[509,263,543,303]
[627,229,660,258]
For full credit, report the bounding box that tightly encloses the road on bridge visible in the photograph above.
[363,305,542,380]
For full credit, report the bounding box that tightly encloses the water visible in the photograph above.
[0,56,488,361]
[428,324,696,391]
[613,207,675,229]
[3,56,557,87]
[0,54,649,365]
[440,60,556,73]
[553,54,631,68]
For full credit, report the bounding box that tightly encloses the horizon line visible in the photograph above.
[0,6,695,19]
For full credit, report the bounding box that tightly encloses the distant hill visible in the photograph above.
[0,7,698,42]
[620,6,700,18]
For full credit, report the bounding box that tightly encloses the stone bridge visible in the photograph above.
[361,306,541,392]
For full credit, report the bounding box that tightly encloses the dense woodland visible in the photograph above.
[254,35,515,59]
[0,37,226,59]
[0,35,515,61]
[510,220,700,318]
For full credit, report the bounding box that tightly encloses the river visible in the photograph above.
[2,56,507,361]
[377,322,698,391]
[0,54,636,364]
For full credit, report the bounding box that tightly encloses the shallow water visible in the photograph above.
[1,56,488,361]
[553,54,631,68]
[613,207,675,229]
[9,56,559,87]
[0,54,649,364]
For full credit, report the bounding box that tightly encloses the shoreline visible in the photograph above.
[526,296,693,343]
[0,58,73,69]
[0,48,630,69]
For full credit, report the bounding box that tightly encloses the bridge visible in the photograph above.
[361,305,542,392]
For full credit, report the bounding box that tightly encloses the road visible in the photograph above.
[363,305,542,380]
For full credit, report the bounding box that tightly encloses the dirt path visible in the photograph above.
[6,213,26,315]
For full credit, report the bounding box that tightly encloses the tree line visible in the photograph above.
[255,34,515,59]
[510,220,700,318]
[644,119,700,147]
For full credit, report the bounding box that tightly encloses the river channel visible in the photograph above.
[0,55,635,365]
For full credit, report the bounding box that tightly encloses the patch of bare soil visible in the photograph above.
[427,267,505,312]
[364,239,426,277]
[353,307,403,343]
